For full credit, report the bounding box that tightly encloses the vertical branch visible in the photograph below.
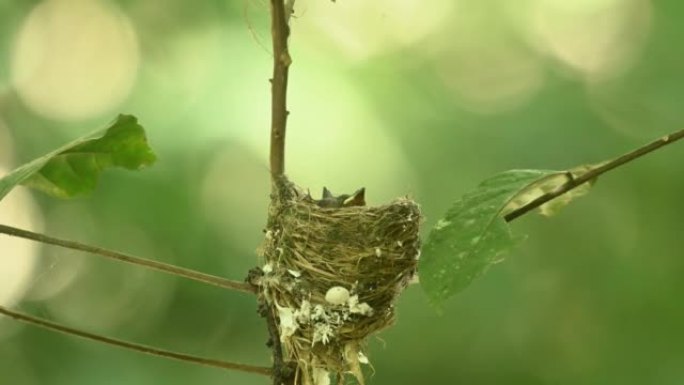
[269,0,292,179]
[266,2,294,383]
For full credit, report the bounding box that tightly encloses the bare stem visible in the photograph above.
[0,224,255,294]
[0,305,271,376]
[505,128,684,222]
[269,0,292,178]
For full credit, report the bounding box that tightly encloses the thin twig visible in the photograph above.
[0,305,271,376]
[0,224,255,294]
[505,128,684,222]
[269,0,292,178]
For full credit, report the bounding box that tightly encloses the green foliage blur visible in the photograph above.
[1,0,684,384]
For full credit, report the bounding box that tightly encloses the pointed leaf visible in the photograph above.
[419,169,561,305]
[0,114,156,201]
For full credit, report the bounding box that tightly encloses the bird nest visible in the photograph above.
[254,176,422,385]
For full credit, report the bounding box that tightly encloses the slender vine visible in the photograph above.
[0,305,271,376]
[0,224,254,294]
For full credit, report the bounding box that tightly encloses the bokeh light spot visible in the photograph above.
[297,0,456,61]
[11,0,139,121]
[528,0,652,80]
[435,41,545,114]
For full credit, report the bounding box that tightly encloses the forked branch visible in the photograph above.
[505,128,684,222]
[0,306,271,376]
[0,224,255,294]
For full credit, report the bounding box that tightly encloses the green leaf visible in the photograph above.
[419,169,561,305]
[0,114,156,201]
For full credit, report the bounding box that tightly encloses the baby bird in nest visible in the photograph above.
[315,187,366,208]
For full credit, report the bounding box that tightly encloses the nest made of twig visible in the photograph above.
[256,177,422,385]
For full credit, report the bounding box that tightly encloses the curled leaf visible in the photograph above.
[0,114,156,201]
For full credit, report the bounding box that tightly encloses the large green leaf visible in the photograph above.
[0,114,156,201]
[419,169,563,305]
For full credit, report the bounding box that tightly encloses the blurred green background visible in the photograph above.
[1,0,684,384]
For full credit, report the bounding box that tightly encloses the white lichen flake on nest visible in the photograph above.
[348,295,373,315]
[313,323,335,345]
[276,303,298,341]
[277,289,375,346]
[258,177,422,385]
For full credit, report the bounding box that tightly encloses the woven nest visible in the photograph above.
[255,177,422,385]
